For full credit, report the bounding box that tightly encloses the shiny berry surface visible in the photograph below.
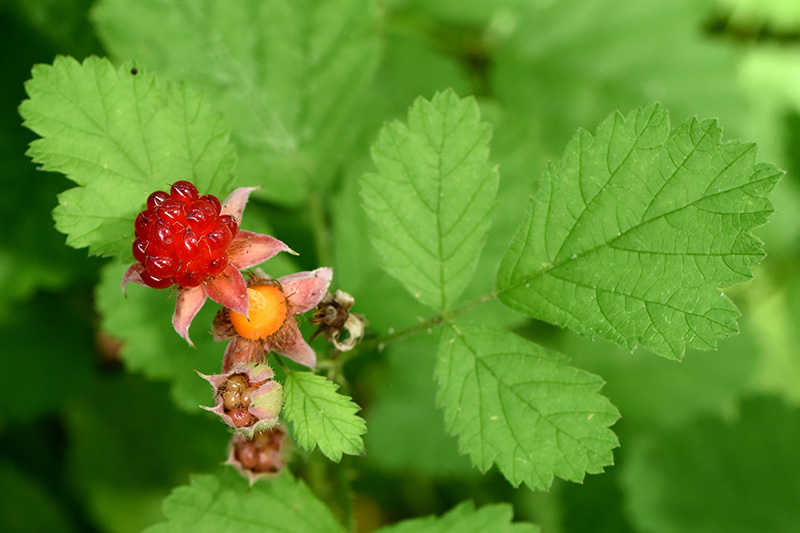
[132,181,239,289]
[229,285,288,340]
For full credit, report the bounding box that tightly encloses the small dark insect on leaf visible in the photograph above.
[130,68,138,75]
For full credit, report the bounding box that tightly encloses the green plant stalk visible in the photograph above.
[341,289,499,363]
[309,191,333,268]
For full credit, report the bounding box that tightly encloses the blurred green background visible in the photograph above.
[3,1,800,532]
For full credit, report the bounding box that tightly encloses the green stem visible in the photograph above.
[341,289,498,363]
[308,191,333,267]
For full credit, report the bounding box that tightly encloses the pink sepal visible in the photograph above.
[280,267,332,313]
[229,231,295,270]
[275,321,317,369]
[221,187,259,223]
[204,265,249,316]
[121,263,146,294]
[172,286,207,347]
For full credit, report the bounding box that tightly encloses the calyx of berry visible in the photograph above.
[212,267,334,371]
[199,362,283,437]
[132,180,239,289]
[122,186,294,347]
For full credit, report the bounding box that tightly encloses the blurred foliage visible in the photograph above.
[3,0,800,531]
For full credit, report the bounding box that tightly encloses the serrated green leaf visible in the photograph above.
[497,103,781,359]
[436,323,619,490]
[622,397,800,533]
[145,470,345,533]
[376,501,540,533]
[283,371,366,462]
[362,90,499,311]
[332,164,431,332]
[19,55,235,257]
[92,0,379,205]
[0,57,91,312]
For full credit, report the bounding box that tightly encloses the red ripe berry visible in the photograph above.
[140,270,174,289]
[157,199,185,223]
[170,180,199,202]
[206,225,233,252]
[174,261,205,288]
[219,214,239,235]
[175,228,201,260]
[207,255,228,277]
[134,211,154,237]
[150,219,174,248]
[145,253,179,279]
[133,238,149,264]
[131,182,239,289]
[185,200,218,234]
[146,190,170,211]
[200,194,221,214]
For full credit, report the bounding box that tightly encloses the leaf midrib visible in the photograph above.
[500,159,775,298]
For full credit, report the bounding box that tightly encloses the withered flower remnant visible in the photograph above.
[310,289,366,351]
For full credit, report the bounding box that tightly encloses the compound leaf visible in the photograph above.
[497,103,781,359]
[436,323,619,490]
[362,90,499,311]
[283,371,366,462]
[20,55,235,257]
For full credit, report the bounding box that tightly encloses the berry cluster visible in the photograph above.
[132,181,238,289]
[230,429,285,475]
[220,373,260,428]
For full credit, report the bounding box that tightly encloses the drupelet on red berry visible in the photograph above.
[131,181,238,289]
[122,183,293,346]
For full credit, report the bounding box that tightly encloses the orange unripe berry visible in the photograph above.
[230,285,287,340]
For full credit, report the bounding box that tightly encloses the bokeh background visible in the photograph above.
[3,1,800,532]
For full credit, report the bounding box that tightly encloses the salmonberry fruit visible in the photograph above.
[132,181,240,289]
[229,284,288,340]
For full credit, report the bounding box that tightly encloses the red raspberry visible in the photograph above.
[132,181,240,289]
